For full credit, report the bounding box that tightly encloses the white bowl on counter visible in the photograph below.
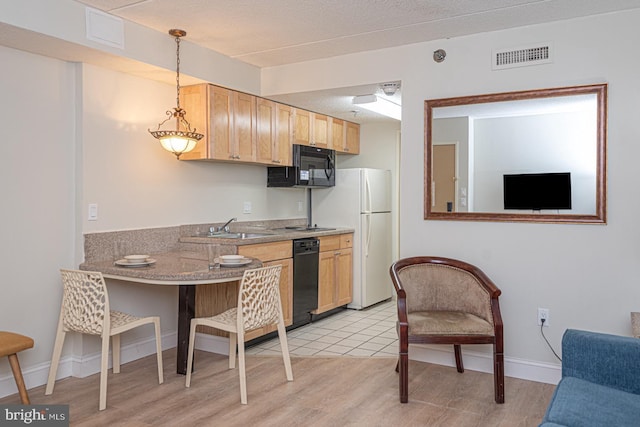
[219,255,244,263]
[124,254,150,263]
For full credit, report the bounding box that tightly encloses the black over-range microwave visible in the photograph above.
[267,144,335,188]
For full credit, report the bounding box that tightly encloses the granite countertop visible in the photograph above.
[80,251,262,284]
[179,227,355,245]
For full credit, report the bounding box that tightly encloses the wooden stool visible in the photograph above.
[0,331,34,404]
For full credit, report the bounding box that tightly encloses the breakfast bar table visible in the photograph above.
[80,251,262,375]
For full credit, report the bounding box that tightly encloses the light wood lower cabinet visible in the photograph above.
[313,234,353,315]
[238,241,293,341]
[195,240,293,341]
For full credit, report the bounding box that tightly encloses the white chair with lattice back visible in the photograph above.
[45,269,164,410]
[185,264,293,404]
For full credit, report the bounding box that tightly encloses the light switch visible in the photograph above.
[243,201,252,214]
[88,203,98,221]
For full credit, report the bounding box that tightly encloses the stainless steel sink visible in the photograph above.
[194,232,273,239]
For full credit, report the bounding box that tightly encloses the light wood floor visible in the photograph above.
[1,349,555,426]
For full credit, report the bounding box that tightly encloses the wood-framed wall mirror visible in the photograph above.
[424,83,607,224]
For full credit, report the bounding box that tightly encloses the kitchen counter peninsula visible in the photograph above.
[81,219,355,375]
[80,251,261,284]
[80,251,262,375]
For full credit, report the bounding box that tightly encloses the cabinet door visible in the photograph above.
[294,108,311,146]
[275,103,293,166]
[344,121,360,154]
[312,113,330,148]
[256,98,276,165]
[335,247,353,306]
[210,85,234,160]
[331,118,345,152]
[178,84,209,160]
[233,91,256,162]
[316,250,337,313]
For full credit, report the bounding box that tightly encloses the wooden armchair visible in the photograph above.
[389,256,504,404]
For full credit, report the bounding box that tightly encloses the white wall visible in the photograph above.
[0,45,76,388]
[262,10,640,380]
[81,63,304,233]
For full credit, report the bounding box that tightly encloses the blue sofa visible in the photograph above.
[540,329,640,427]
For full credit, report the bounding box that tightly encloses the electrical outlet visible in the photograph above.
[537,308,550,327]
[243,201,252,214]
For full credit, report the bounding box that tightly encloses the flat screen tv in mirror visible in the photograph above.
[503,172,571,211]
[424,83,607,224]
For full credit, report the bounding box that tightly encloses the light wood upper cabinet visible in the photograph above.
[180,84,256,162]
[294,109,333,149]
[256,98,293,166]
[233,91,257,162]
[331,117,360,154]
[343,121,360,154]
[179,84,210,160]
[293,108,311,146]
[312,113,330,149]
[275,104,294,166]
[181,83,359,163]
[331,118,345,151]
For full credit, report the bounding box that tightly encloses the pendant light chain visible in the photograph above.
[175,32,181,110]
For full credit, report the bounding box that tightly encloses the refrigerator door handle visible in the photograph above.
[364,173,372,213]
[364,213,371,257]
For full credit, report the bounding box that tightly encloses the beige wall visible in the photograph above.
[262,10,640,376]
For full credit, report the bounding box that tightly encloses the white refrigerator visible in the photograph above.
[313,168,393,309]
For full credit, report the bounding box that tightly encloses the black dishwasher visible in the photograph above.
[292,238,319,328]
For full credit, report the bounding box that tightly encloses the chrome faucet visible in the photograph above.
[217,217,237,233]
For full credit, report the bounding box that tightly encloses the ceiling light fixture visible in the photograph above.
[380,82,400,96]
[352,94,401,120]
[149,29,203,159]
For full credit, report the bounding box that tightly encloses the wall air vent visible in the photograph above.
[492,43,552,70]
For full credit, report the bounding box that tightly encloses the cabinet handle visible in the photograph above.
[344,148,350,152]
[335,251,341,255]
[272,160,281,164]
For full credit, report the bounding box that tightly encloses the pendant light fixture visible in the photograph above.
[149,29,203,159]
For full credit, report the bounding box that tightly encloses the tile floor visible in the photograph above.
[246,299,398,358]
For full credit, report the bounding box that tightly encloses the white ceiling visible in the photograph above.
[73,0,640,123]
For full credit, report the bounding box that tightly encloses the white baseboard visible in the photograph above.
[193,332,231,355]
[409,344,561,385]
[0,332,176,400]
[1,335,560,400]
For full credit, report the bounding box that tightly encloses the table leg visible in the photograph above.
[177,284,196,375]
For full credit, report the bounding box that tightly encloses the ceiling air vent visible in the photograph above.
[492,43,552,70]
